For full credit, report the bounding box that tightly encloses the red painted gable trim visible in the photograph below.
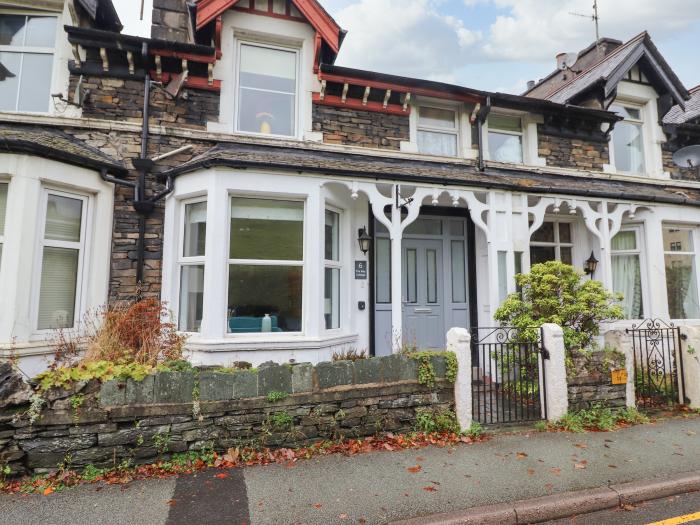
[196,0,341,53]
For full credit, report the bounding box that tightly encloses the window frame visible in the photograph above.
[486,112,524,164]
[177,196,207,333]
[225,194,306,336]
[609,101,646,175]
[611,225,647,320]
[416,104,460,157]
[0,180,7,261]
[529,218,574,264]
[0,10,58,113]
[233,39,301,139]
[323,206,342,332]
[662,225,700,320]
[32,188,89,333]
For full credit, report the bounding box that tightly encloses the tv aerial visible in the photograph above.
[570,1,601,54]
[672,145,700,173]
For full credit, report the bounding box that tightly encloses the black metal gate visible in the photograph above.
[471,326,548,425]
[626,319,686,409]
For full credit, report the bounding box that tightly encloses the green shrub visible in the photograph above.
[552,404,650,432]
[414,408,460,433]
[494,261,623,350]
[266,391,288,403]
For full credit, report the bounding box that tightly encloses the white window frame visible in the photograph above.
[529,218,574,263]
[0,10,58,113]
[324,206,342,332]
[609,101,646,175]
[177,197,207,333]
[662,224,700,320]
[486,112,524,164]
[33,188,89,332]
[611,225,647,319]
[416,104,460,157]
[233,39,301,139]
[226,194,306,337]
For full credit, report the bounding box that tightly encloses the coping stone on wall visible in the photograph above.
[125,374,155,405]
[199,372,236,401]
[316,361,354,389]
[257,365,292,396]
[354,358,382,384]
[291,363,313,393]
[232,371,259,399]
[154,372,195,404]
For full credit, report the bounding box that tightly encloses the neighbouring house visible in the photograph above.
[1,0,700,376]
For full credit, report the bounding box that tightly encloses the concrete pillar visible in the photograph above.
[604,329,636,408]
[389,199,403,353]
[541,323,568,421]
[447,327,472,431]
[680,326,700,408]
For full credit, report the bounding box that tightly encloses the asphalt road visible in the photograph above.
[546,490,700,524]
[0,416,698,525]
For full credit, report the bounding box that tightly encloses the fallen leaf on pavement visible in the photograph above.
[527,468,535,476]
[574,461,587,470]
[407,465,422,473]
[43,487,54,496]
[550,467,561,475]
[622,504,636,511]
[167,499,177,506]
[516,452,528,459]
[338,513,348,520]
[312,503,323,509]
[608,464,617,469]
[423,486,437,492]
[574,443,588,449]
[215,473,229,479]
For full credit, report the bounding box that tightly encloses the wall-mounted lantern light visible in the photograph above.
[358,226,372,255]
[583,251,599,278]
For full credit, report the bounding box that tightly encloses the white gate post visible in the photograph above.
[604,329,636,408]
[680,326,700,408]
[541,324,568,421]
[447,327,472,431]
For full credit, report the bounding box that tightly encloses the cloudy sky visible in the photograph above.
[113,0,700,94]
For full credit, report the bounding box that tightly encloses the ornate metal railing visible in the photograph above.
[470,326,547,425]
[626,319,685,409]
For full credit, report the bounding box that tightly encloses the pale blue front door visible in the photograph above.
[402,238,445,349]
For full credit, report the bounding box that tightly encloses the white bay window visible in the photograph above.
[37,192,86,330]
[178,200,206,332]
[0,13,56,113]
[663,226,700,319]
[228,197,304,333]
[236,43,297,137]
[611,228,644,319]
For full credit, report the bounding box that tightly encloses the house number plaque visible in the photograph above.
[355,261,367,280]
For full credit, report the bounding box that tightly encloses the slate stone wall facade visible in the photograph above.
[566,350,627,411]
[537,131,609,171]
[0,355,455,475]
[312,104,410,150]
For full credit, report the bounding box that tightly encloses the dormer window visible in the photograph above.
[0,13,56,113]
[236,42,298,137]
[610,104,645,174]
[417,106,459,156]
[488,114,523,164]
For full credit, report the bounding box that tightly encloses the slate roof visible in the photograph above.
[163,142,700,207]
[664,86,700,125]
[538,32,688,108]
[0,125,127,175]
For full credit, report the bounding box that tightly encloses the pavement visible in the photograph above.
[0,416,698,525]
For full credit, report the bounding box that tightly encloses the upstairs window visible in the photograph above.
[417,106,458,156]
[610,104,645,174]
[236,43,297,137]
[488,114,523,163]
[0,13,56,112]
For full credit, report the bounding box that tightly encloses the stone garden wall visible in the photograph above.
[566,349,627,411]
[0,355,455,476]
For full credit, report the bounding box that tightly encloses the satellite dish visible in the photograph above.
[557,52,578,70]
[672,145,700,169]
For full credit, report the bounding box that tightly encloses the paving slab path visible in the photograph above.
[1,416,698,525]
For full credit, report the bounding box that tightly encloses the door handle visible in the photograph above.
[414,308,432,313]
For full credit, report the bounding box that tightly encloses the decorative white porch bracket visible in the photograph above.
[334,180,491,353]
[447,326,472,430]
[541,323,568,421]
[679,326,700,408]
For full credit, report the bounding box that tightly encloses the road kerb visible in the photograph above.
[389,471,700,525]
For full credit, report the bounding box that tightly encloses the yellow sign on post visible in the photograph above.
[611,369,628,385]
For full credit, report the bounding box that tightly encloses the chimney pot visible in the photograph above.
[526,80,535,90]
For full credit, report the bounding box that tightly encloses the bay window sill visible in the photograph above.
[184,333,359,352]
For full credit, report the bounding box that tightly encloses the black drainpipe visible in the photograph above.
[476,96,491,172]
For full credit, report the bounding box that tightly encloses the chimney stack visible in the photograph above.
[151,0,193,43]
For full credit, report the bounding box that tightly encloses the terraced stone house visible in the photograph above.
[1,0,699,375]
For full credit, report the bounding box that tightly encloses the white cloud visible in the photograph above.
[333,0,481,80]
[113,0,152,37]
[482,0,700,61]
